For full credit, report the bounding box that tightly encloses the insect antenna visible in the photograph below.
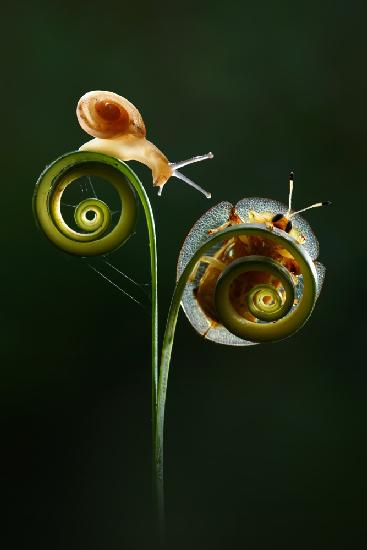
[284,170,331,218]
[285,171,294,217]
[161,152,213,198]
[289,201,331,219]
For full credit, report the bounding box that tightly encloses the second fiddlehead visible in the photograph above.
[156,178,329,538]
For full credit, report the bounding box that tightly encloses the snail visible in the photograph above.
[177,173,331,345]
[77,90,213,198]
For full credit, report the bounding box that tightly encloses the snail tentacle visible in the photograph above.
[171,170,211,199]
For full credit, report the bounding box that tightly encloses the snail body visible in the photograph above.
[77,91,213,197]
[79,134,172,188]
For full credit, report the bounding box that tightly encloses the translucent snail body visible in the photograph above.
[77,90,213,197]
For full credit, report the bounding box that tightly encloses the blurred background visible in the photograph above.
[1,0,366,548]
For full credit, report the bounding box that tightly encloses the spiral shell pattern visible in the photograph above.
[77,90,146,139]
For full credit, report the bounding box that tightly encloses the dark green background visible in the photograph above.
[2,1,366,548]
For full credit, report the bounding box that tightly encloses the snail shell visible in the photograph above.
[77,90,171,188]
[77,90,146,139]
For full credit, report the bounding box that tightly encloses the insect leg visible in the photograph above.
[188,256,226,282]
[207,221,232,235]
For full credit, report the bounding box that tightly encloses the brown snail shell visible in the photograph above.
[76,90,146,139]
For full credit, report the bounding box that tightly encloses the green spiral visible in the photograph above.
[207,226,317,343]
[247,283,286,320]
[73,198,111,234]
[216,255,295,327]
[33,151,139,256]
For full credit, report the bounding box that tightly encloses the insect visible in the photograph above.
[177,172,331,345]
[77,90,213,198]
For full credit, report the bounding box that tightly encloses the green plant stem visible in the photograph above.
[106,160,159,536]
[124,166,159,472]
[106,160,159,506]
